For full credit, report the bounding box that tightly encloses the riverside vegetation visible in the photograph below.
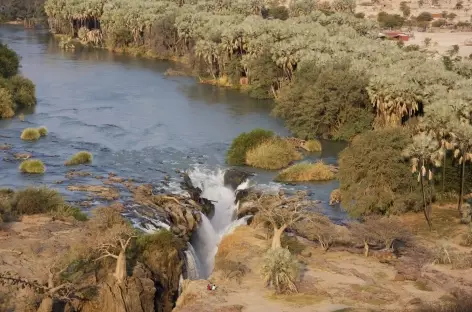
[3,0,472,311]
[0,43,36,119]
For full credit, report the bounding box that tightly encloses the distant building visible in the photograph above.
[378,31,410,41]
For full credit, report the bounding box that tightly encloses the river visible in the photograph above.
[0,25,347,223]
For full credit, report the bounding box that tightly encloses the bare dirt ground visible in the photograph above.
[1,204,471,312]
[176,206,472,312]
[0,215,85,311]
[408,31,472,56]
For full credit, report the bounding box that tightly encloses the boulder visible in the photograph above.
[223,169,252,190]
[237,201,259,219]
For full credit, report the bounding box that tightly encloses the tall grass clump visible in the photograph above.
[261,248,299,294]
[65,151,93,166]
[226,129,274,165]
[20,128,40,141]
[0,87,14,119]
[246,138,301,170]
[19,159,45,174]
[275,161,336,182]
[37,126,48,136]
[302,139,322,152]
[12,187,64,215]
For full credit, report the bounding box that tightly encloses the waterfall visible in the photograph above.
[189,167,250,279]
[183,243,202,280]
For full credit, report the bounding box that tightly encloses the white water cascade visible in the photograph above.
[189,168,250,278]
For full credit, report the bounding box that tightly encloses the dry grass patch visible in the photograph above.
[275,161,335,182]
[329,188,341,205]
[20,128,40,141]
[246,138,301,170]
[65,151,93,166]
[302,139,322,152]
[19,159,45,174]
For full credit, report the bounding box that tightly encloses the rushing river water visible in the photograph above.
[0,26,347,222]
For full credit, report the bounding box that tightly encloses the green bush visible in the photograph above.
[274,61,372,140]
[261,248,300,294]
[0,87,14,119]
[11,187,64,215]
[20,128,40,141]
[226,129,274,165]
[0,43,20,78]
[8,75,36,107]
[269,6,289,20]
[377,12,405,28]
[245,138,301,170]
[338,128,421,216]
[19,159,45,174]
[65,151,93,166]
[37,126,48,137]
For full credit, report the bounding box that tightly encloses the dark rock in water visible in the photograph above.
[235,188,249,203]
[223,168,253,190]
[180,173,215,218]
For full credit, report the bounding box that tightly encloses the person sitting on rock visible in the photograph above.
[207,284,212,291]
[211,284,217,291]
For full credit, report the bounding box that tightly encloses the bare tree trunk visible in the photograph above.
[364,241,369,257]
[459,157,466,213]
[442,153,446,193]
[114,249,127,283]
[420,168,432,230]
[271,224,287,249]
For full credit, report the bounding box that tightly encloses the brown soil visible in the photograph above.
[176,206,472,312]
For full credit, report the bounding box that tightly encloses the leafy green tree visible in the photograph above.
[0,43,20,78]
[274,61,372,140]
[338,128,421,216]
[417,11,433,22]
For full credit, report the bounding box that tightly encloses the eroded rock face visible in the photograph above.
[83,276,156,312]
[223,169,252,191]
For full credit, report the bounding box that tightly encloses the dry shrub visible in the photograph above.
[281,235,306,255]
[91,205,124,229]
[37,126,48,136]
[329,188,341,205]
[65,151,93,166]
[417,296,472,312]
[349,216,411,254]
[246,138,302,170]
[460,226,472,247]
[302,139,322,152]
[20,128,40,141]
[261,248,300,294]
[50,204,88,221]
[432,246,454,265]
[214,258,249,283]
[19,159,45,174]
[275,161,335,182]
[297,214,340,251]
[452,254,472,270]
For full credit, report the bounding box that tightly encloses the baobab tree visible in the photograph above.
[255,191,309,249]
[93,220,136,283]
